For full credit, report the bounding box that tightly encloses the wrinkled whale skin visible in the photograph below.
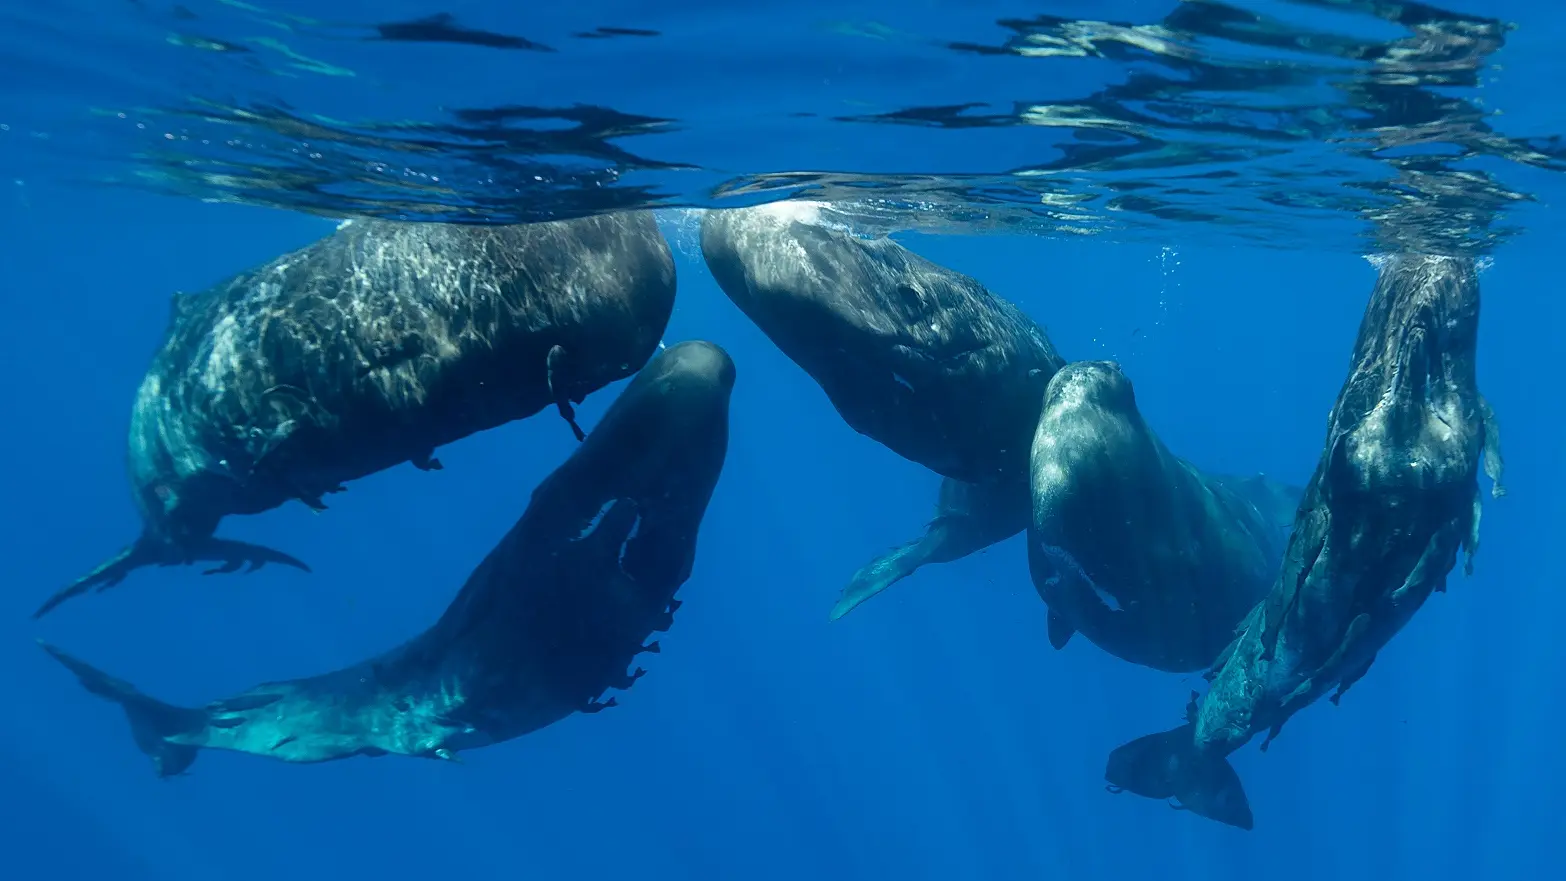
[40,341,735,775]
[1104,255,1505,831]
[38,210,677,618]
[700,204,1064,485]
[1027,360,1300,674]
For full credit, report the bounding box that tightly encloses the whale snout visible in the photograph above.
[1043,360,1136,414]
[657,340,737,395]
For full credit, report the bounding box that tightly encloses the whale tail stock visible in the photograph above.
[37,641,205,778]
[33,533,312,619]
[1104,724,1254,831]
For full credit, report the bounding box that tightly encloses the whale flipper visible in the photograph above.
[1479,395,1505,498]
[34,535,311,619]
[831,476,1028,622]
[831,530,946,621]
[38,641,205,778]
[1104,724,1253,831]
[1046,608,1075,649]
[547,344,588,442]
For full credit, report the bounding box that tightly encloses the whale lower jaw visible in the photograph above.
[1036,542,1124,613]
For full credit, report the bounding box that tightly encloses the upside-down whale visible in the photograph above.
[40,340,734,774]
[1104,254,1505,831]
[37,211,677,618]
[1027,360,1303,674]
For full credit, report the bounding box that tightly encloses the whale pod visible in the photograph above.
[40,340,735,775]
[37,211,678,618]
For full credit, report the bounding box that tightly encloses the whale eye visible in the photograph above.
[895,284,921,309]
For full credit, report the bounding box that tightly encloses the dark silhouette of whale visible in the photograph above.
[699,203,1065,486]
[1104,255,1506,831]
[38,340,734,775]
[1026,360,1302,674]
[37,211,677,619]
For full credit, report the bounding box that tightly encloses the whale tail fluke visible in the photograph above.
[38,640,206,778]
[1104,724,1254,831]
[33,534,312,619]
[830,527,947,622]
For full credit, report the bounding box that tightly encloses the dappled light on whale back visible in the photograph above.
[0,0,1560,252]
[1,0,1558,878]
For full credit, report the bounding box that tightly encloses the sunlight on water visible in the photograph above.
[0,0,1558,254]
[0,5,1556,881]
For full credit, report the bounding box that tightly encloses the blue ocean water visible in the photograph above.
[0,1,1561,879]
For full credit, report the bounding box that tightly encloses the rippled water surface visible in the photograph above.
[2,1,1562,250]
[3,4,1562,880]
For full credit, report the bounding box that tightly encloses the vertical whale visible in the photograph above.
[1026,360,1301,673]
[1104,255,1505,830]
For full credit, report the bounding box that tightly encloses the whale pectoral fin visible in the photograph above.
[1258,722,1285,753]
[293,487,331,513]
[1461,492,1482,578]
[412,450,444,472]
[830,533,937,622]
[1046,608,1075,650]
[831,481,1025,624]
[1330,652,1377,706]
[1479,395,1506,498]
[547,344,588,442]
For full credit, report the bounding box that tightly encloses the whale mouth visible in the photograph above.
[1037,542,1123,612]
[573,499,620,541]
[1043,360,1135,414]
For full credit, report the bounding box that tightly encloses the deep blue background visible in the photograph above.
[0,182,1558,880]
